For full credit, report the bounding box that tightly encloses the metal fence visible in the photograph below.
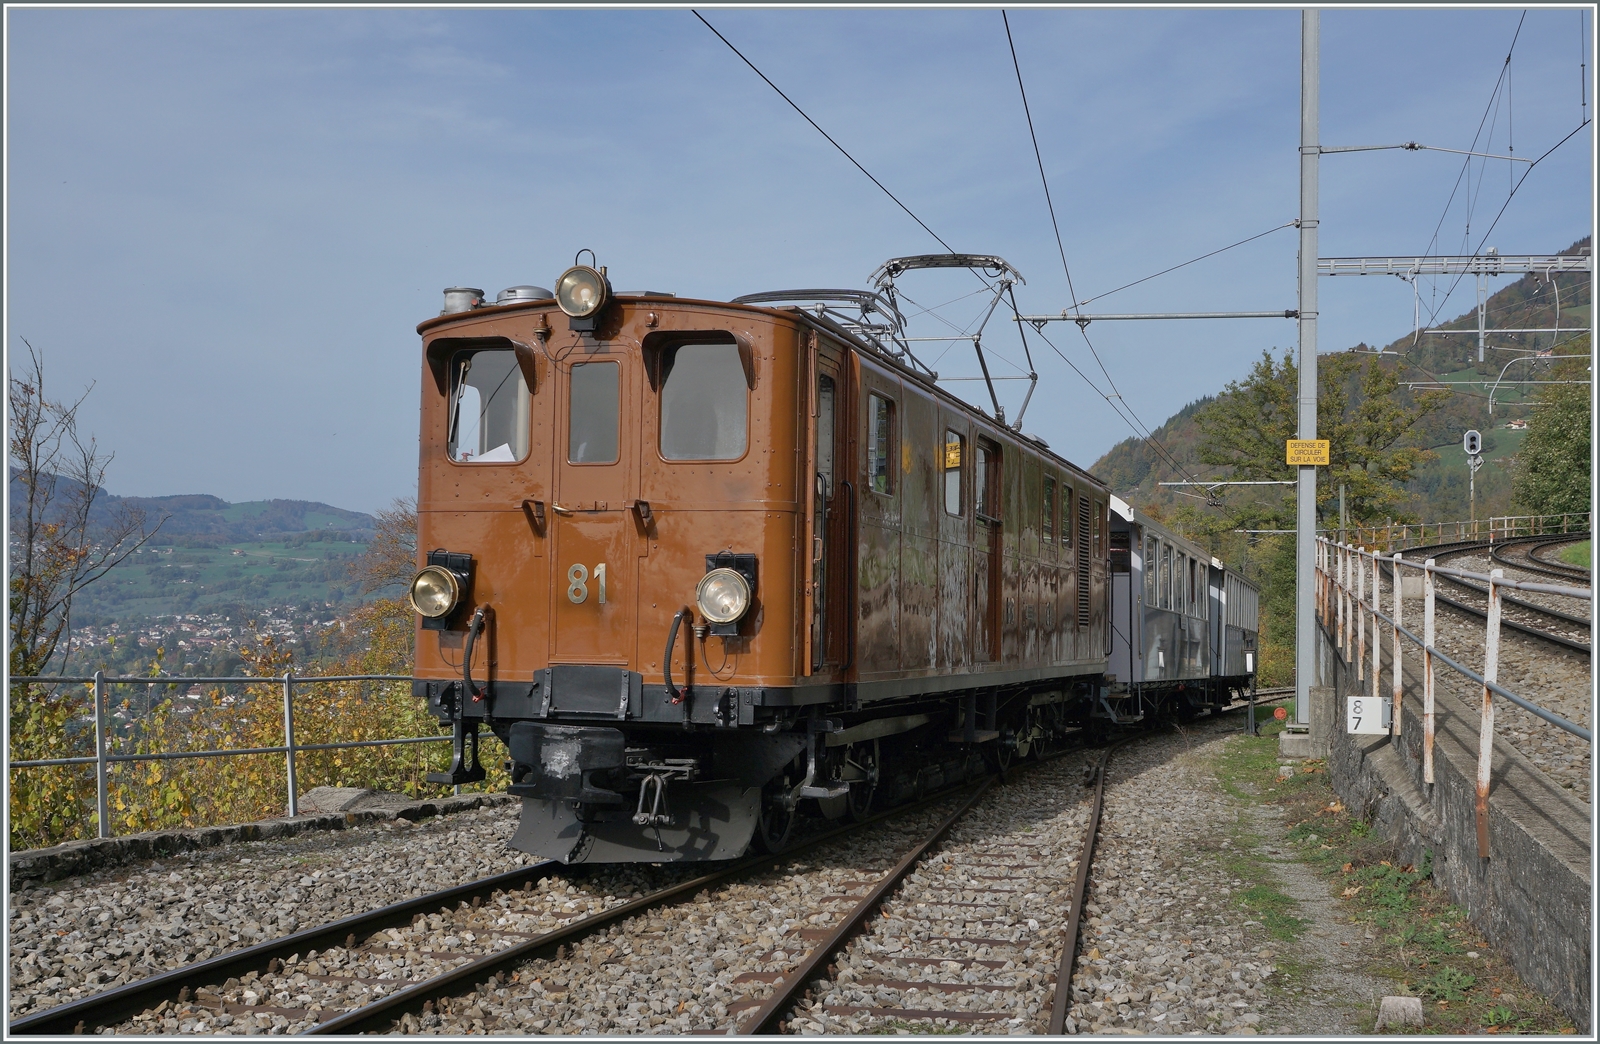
[8,672,450,839]
[1316,537,1591,859]
[1331,511,1591,552]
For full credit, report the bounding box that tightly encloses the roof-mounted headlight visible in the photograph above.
[696,567,751,624]
[555,264,610,319]
[409,565,461,619]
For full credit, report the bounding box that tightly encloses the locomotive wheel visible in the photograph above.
[989,731,1015,772]
[846,740,879,822]
[755,797,795,853]
[1013,724,1033,761]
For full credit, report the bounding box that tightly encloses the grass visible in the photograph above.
[1212,720,1576,1035]
[1557,540,1590,569]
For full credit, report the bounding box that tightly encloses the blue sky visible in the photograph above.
[6,6,1593,514]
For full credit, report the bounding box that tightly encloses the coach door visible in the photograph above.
[804,335,847,673]
[549,350,638,666]
[973,437,1002,662]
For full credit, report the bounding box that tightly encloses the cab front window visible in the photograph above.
[448,349,529,463]
[659,342,749,460]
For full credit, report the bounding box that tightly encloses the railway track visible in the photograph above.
[1496,536,1591,583]
[14,695,1287,1037]
[1379,536,1592,656]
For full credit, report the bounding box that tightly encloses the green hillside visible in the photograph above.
[69,532,370,628]
[1091,236,1591,525]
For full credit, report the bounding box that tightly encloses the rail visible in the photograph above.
[1316,538,1591,859]
[1324,512,1591,552]
[7,672,449,840]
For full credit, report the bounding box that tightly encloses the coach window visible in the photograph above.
[1062,487,1074,549]
[1042,476,1056,545]
[448,349,530,463]
[1094,500,1104,559]
[568,361,619,464]
[867,394,896,494]
[1144,535,1158,604]
[660,342,748,460]
[1160,543,1172,610]
[943,430,964,514]
[1176,554,1187,611]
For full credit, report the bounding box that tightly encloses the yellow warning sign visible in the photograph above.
[1286,439,1330,466]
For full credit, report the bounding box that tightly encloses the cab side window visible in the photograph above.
[867,394,896,494]
[1043,476,1056,545]
[943,430,964,515]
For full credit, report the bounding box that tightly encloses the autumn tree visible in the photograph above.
[8,340,164,676]
[1173,350,1448,687]
[1511,335,1591,518]
[1188,349,1449,534]
[8,340,164,847]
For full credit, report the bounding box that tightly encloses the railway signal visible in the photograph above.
[1464,429,1485,533]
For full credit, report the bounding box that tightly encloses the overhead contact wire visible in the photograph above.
[692,10,956,255]
[1003,10,1081,315]
[1417,11,1527,327]
[1002,10,1201,487]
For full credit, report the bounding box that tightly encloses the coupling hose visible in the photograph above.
[462,606,488,701]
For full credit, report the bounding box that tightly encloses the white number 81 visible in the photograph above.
[567,562,607,604]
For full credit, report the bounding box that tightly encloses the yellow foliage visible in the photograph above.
[8,599,508,850]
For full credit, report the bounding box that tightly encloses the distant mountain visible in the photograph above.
[9,470,375,545]
[1090,235,1591,523]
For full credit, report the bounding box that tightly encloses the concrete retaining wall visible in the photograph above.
[1316,624,1591,1031]
[9,793,517,890]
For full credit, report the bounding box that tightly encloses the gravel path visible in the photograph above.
[7,807,541,1021]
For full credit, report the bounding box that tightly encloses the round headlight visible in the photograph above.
[408,566,461,619]
[696,568,751,624]
[554,265,609,319]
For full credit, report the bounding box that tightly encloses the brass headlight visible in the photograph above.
[408,566,461,619]
[554,265,609,319]
[696,568,751,624]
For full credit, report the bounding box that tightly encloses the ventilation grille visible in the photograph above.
[1077,495,1092,628]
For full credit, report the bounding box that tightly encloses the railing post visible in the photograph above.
[284,672,299,818]
[93,670,110,840]
[1337,544,1347,658]
[1423,558,1436,784]
[1357,547,1366,683]
[1370,551,1380,703]
[1391,552,1403,736]
[1476,569,1502,859]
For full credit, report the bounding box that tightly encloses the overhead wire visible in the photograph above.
[1067,221,1298,310]
[691,10,956,255]
[1001,9,1202,485]
[1417,11,1527,328]
[1427,118,1592,320]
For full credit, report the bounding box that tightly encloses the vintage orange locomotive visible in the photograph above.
[407,254,1126,864]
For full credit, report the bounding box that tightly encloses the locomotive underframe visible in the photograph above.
[421,673,1107,863]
